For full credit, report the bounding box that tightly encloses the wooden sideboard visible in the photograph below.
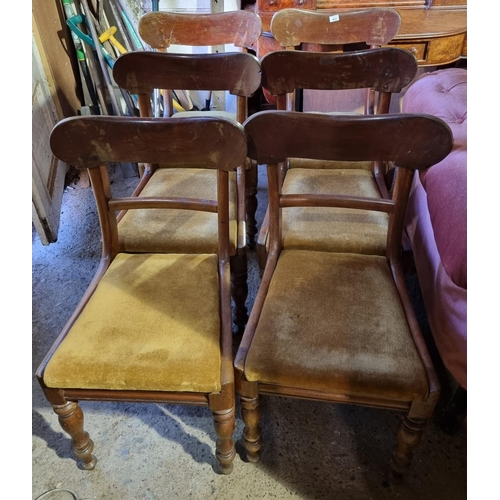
[243,0,467,67]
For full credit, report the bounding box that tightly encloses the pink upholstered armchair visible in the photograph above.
[403,67,467,433]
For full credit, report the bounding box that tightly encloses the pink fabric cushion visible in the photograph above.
[403,68,467,290]
[403,68,467,387]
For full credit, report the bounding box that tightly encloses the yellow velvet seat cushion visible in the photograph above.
[280,168,388,255]
[287,158,373,171]
[44,253,221,393]
[118,168,238,255]
[245,250,429,402]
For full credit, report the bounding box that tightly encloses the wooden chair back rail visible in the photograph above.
[49,116,247,171]
[270,8,402,48]
[139,10,262,50]
[244,112,452,169]
[280,194,395,213]
[108,197,218,213]
[261,48,417,97]
[113,52,262,97]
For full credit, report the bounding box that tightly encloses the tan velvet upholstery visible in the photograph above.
[280,168,388,255]
[119,169,237,255]
[287,158,373,170]
[245,250,428,402]
[44,253,221,393]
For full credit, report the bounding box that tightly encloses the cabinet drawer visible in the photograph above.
[390,32,466,66]
[258,0,316,12]
[389,42,427,63]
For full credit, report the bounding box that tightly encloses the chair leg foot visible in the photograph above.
[53,401,97,470]
[389,414,426,484]
[240,395,262,463]
[212,407,236,474]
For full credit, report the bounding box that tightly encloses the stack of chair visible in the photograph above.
[113,10,262,335]
[256,8,416,272]
[35,6,455,486]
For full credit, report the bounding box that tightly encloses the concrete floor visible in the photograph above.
[32,164,466,500]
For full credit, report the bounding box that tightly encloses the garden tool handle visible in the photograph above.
[99,26,127,55]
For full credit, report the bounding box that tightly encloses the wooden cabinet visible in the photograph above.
[248,0,467,67]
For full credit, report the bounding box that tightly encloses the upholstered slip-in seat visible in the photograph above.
[44,253,221,393]
[280,169,388,255]
[119,169,238,255]
[244,250,428,401]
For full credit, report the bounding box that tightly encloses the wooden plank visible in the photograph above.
[32,1,83,118]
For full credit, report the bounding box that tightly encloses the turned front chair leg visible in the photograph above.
[212,407,236,474]
[389,414,426,483]
[230,251,248,336]
[240,394,262,463]
[53,401,97,470]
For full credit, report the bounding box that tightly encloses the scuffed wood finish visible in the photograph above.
[120,9,262,254]
[271,8,401,47]
[236,111,453,480]
[255,46,418,274]
[113,52,262,97]
[37,115,248,474]
[261,48,417,96]
[139,10,262,49]
[244,111,452,168]
[53,401,96,471]
[50,116,247,171]
[253,1,466,68]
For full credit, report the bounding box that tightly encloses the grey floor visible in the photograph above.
[32,163,466,500]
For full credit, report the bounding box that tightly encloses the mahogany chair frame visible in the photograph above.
[270,8,403,113]
[235,110,453,482]
[36,115,248,474]
[256,46,418,271]
[137,10,263,248]
[113,50,261,335]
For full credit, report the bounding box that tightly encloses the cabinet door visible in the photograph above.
[32,26,66,245]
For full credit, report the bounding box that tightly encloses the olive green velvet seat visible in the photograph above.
[44,253,221,393]
[280,168,388,255]
[119,169,238,255]
[244,250,427,401]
